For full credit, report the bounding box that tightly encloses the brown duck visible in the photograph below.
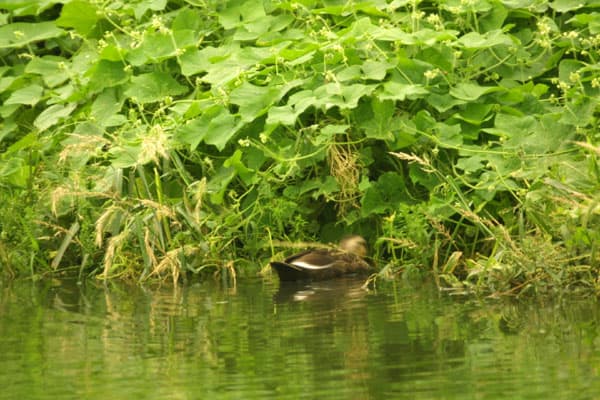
[270,235,373,281]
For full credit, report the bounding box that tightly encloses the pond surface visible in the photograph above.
[1,276,599,399]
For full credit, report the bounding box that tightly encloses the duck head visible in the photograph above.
[339,235,368,258]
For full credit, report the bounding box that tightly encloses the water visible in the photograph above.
[1,277,599,399]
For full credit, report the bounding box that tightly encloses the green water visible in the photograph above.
[1,277,599,399]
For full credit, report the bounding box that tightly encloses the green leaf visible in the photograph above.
[427,93,466,112]
[359,98,395,140]
[0,22,64,49]
[361,60,392,81]
[25,56,69,87]
[218,1,266,29]
[56,0,99,35]
[267,90,316,126]
[223,149,255,184]
[454,103,494,125]
[436,123,463,148]
[34,103,77,130]
[337,65,362,82]
[456,30,513,49]
[229,82,281,122]
[314,83,376,110]
[202,46,272,86]
[91,88,126,127]
[176,105,241,151]
[567,12,600,34]
[208,165,236,205]
[361,172,407,216]
[558,59,585,83]
[5,84,43,106]
[313,3,387,17]
[449,83,501,101]
[129,29,196,65]
[88,60,129,91]
[172,8,204,31]
[550,0,586,12]
[380,81,429,101]
[0,157,30,188]
[133,0,167,20]
[179,46,225,76]
[456,155,487,173]
[125,72,188,103]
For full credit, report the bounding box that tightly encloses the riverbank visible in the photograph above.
[1,1,599,295]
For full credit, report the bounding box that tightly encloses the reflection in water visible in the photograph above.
[1,277,600,399]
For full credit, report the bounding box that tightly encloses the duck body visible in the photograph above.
[270,236,372,282]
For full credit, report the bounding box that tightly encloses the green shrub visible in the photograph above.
[1,0,599,294]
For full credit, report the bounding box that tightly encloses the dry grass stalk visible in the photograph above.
[328,141,361,215]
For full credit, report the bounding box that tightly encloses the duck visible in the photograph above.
[270,235,373,281]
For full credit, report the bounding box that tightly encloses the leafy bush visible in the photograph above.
[1,0,599,294]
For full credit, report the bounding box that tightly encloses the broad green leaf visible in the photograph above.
[427,93,466,112]
[0,22,64,49]
[479,1,508,31]
[362,60,392,81]
[0,157,30,188]
[192,46,272,85]
[176,105,241,151]
[218,1,266,29]
[315,124,350,144]
[61,122,104,167]
[454,103,494,125]
[25,56,69,87]
[208,165,236,205]
[314,176,340,198]
[91,88,125,127]
[361,172,407,216]
[501,0,548,11]
[380,81,429,101]
[125,72,187,103]
[128,30,196,65]
[5,84,43,106]
[172,8,204,31]
[133,0,167,20]
[359,98,395,140]
[179,46,228,76]
[368,25,414,43]
[337,65,362,82]
[34,103,77,130]
[315,83,376,110]
[436,123,463,148]
[207,48,271,85]
[550,0,586,12]
[412,28,458,45]
[87,60,129,91]
[0,104,20,119]
[456,155,487,173]
[0,0,39,11]
[229,82,281,122]
[313,3,387,17]
[456,30,513,49]
[560,96,598,126]
[224,149,255,185]
[449,83,500,101]
[109,144,140,168]
[233,15,292,41]
[558,59,585,83]
[56,0,99,35]
[267,90,316,126]
[4,131,37,154]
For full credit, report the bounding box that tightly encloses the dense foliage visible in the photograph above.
[1,0,599,294]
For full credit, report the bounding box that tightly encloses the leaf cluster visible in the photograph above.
[1,0,600,294]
